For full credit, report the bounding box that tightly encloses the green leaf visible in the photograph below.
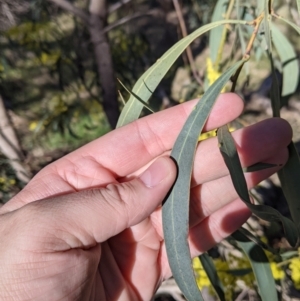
[217,125,299,247]
[278,142,300,230]
[297,0,300,16]
[116,19,247,128]
[243,162,278,173]
[209,0,228,64]
[236,227,279,255]
[162,60,245,301]
[268,52,281,117]
[231,231,278,301]
[227,268,253,276]
[274,15,300,35]
[257,0,265,15]
[280,250,299,260]
[117,79,155,113]
[271,23,299,96]
[199,253,225,301]
[263,1,272,53]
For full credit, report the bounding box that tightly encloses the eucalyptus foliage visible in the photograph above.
[117,0,300,300]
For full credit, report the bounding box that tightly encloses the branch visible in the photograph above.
[172,0,203,86]
[103,12,150,33]
[47,0,89,23]
[108,0,133,14]
[0,95,30,183]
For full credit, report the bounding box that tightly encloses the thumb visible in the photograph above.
[16,157,177,248]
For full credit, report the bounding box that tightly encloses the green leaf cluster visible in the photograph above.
[117,0,300,300]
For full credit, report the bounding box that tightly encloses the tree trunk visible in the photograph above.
[0,95,30,183]
[89,0,119,129]
[47,0,120,128]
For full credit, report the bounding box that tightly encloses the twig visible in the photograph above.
[172,0,203,86]
[284,0,300,26]
[47,0,89,23]
[2,2,16,26]
[214,0,235,70]
[103,12,149,33]
[231,13,264,92]
[235,288,250,301]
[108,0,133,14]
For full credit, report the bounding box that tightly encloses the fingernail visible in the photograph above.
[139,157,171,188]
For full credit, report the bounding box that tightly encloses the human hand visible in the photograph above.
[0,93,292,301]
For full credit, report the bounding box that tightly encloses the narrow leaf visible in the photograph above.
[217,125,299,247]
[117,19,247,128]
[236,227,279,255]
[278,142,300,229]
[118,90,126,106]
[297,0,300,16]
[263,1,272,53]
[243,162,278,173]
[199,253,225,301]
[271,23,299,96]
[231,231,278,301]
[162,60,245,301]
[274,15,300,35]
[227,268,253,276]
[209,0,228,64]
[117,79,155,113]
[257,0,265,15]
[268,52,281,117]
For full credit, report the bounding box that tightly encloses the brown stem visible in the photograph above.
[0,95,30,183]
[47,0,89,23]
[172,0,203,86]
[231,13,264,92]
[89,0,119,128]
[48,0,120,128]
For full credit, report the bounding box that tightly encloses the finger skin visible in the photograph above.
[189,149,288,226]
[191,117,292,186]
[3,93,244,212]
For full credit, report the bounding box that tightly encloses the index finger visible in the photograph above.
[53,93,244,177]
[2,94,243,212]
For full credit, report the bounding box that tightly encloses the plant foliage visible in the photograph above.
[117,0,300,300]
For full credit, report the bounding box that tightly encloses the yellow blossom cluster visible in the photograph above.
[0,176,16,191]
[290,257,300,289]
[206,57,226,92]
[270,262,285,280]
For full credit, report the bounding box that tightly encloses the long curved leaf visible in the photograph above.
[117,19,247,128]
[268,51,281,117]
[271,23,299,96]
[199,253,225,301]
[209,0,228,64]
[162,60,245,301]
[217,125,299,247]
[278,142,300,229]
[297,0,300,16]
[236,227,279,255]
[274,14,300,35]
[231,230,278,301]
[263,1,272,53]
[257,0,265,15]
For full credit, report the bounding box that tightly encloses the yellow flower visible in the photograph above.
[29,121,38,131]
[9,179,16,185]
[206,57,226,93]
[270,262,284,280]
[198,126,235,142]
[193,257,211,289]
[290,257,300,289]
